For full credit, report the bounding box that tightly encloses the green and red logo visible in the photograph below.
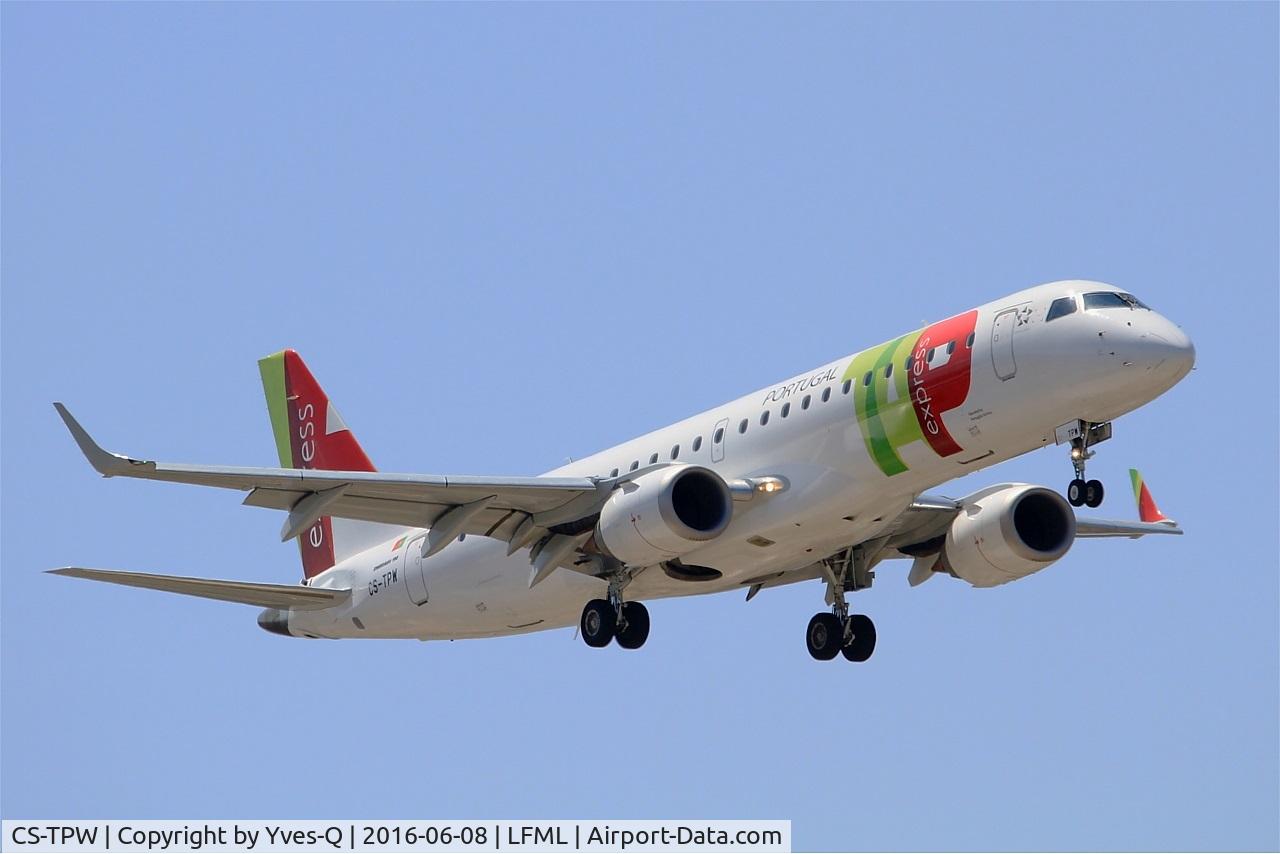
[259,349,377,578]
[1129,469,1168,523]
[843,310,978,476]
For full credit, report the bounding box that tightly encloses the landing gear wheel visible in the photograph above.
[580,599,615,648]
[841,614,877,662]
[1067,478,1087,507]
[615,602,650,650]
[806,613,843,661]
[1085,479,1105,508]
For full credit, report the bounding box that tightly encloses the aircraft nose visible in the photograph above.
[1138,316,1195,381]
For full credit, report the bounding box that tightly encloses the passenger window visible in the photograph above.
[649,453,659,465]
[966,332,975,348]
[926,347,936,362]
[630,461,639,471]
[946,341,955,355]
[781,402,790,418]
[693,436,703,452]
[610,468,619,478]
[821,387,831,403]
[802,394,811,409]
[884,363,893,379]
[670,445,680,459]
[760,411,770,426]
[862,371,872,387]
[842,379,852,395]
[1083,291,1130,310]
[714,427,724,444]
[1046,296,1078,321]
[738,419,748,434]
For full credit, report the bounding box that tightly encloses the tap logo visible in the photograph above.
[843,310,979,476]
[261,349,377,579]
[288,399,333,572]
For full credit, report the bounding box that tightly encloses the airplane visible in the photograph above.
[49,279,1194,661]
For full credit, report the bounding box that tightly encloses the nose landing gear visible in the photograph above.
[1061,420,1111,508]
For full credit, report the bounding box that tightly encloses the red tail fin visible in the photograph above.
[259,350,376,578]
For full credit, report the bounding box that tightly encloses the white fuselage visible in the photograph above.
[286,281,1193,640]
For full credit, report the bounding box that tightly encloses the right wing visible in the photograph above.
[1073,517,1183,538]
[879,491,1183,554]
[48,567,349,610]
[55,403,612,548]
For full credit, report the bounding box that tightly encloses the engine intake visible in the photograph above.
[942,484,1076,587]
[595,465,733,567]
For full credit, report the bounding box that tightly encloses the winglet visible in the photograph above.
[1128,468,1172,524]
[53,403,134,477]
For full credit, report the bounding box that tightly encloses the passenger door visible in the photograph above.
[991,309,1017,380]
[404,535,430,606]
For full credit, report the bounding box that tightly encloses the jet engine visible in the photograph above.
[595,465,733,567]
[940,484,1076,587]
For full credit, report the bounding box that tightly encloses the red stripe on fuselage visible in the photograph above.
[907,310,978,458]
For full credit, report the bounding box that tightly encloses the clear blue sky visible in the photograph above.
[3,3,1276,850]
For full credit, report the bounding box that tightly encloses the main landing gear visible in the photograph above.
[1064,420,1112,509]
[580,572,650,650]
[807,546,877,663]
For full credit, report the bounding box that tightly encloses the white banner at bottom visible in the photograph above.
[2,821,790,853]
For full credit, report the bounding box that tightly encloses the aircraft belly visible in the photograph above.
[346,536,602,640]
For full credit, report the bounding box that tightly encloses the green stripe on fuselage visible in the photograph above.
[844,332,925,477]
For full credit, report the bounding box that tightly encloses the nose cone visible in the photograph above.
[1139,316,1196,383]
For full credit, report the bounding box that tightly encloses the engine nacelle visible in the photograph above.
[595,465,733,567]
[942,484,1076,587]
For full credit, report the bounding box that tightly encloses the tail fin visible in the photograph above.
[259,350,379,579]
[1128,468,1169,524]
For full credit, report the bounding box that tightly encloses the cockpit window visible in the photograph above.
[1084,291,1150,311]
[1046,296,1077,321]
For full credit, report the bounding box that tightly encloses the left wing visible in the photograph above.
[55,403,610,548]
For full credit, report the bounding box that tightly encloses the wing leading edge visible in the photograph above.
[54,403,609,543]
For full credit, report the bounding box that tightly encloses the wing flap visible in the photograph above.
[48,567,349,610]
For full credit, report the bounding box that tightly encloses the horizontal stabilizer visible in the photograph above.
[48,567,349,610]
